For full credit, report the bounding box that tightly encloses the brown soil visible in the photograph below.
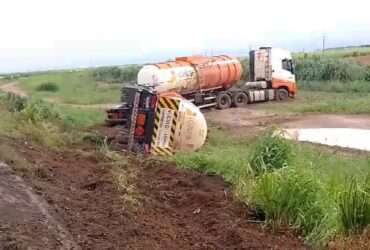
[0,137,306,250]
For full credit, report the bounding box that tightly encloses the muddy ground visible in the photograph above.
[205,108,370,132]
[2,106,370,249]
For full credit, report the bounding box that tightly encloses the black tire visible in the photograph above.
[277,88,289,101]
[216,92,232,109]
[232,92,249,107]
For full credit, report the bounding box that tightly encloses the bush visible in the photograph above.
[35,82,59,92]
[249,131,291,175]
[338,177,370,234]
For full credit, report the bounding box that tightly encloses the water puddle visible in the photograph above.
[282,128,370,152]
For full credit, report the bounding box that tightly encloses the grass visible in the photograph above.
[174,127,370,248]
[17,70,121,105]
[0,92,106,149]
[294,47,370,59]
[57,105,105,128]
[253,90,370,114]
[298,80,370,93]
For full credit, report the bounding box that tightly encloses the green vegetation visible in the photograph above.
[0,94,70,147]
[254,90,370,114]
[294,47,370,95]
[249,131,291,174]
[92,65,141,83]
[18,70,121,105]
[239,57,250,81]
[295,57,370,82]
[0,93,106,148]
[298,80,370,93]
[174,128,370,248]
[338,177,370,234]
[294,46,370,59]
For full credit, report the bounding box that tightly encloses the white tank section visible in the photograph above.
[137,65,197,93]
[151,94,207,153]
[174,98,207,152]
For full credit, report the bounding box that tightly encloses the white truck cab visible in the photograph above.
[250,47,297,97]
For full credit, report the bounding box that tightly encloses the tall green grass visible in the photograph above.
[249,131,291,174]
[174,128,370,248]
[338,177,370,234]
[295,57,370,82]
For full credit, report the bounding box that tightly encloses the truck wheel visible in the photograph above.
[277,88,289,101]
[233,92,249,107]
[216,92,231,109]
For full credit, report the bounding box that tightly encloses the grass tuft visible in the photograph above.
[249,131,291,175]
[338,177,370,234]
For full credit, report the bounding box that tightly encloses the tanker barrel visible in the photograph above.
[137,55,243,94]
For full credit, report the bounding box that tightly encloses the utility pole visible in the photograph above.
[322,34,326,53]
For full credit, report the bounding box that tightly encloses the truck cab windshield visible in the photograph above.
[282,59,294,74]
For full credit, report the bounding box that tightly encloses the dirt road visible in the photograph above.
[0,82,27,97]
[0,137,306,250]
[205,108,370,132]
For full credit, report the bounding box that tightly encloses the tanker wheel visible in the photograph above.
[277,88,289,101]
[216,92,232,109]
[233,92,249,107]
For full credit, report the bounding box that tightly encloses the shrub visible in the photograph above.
[35,82,59,92]
[249,131,291,175]
[338,177,370,234]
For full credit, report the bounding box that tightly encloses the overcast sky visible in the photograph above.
[0,0,369,73]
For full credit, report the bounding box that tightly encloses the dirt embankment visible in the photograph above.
[0,137,306,250]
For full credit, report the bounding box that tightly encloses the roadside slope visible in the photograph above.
[0,137,306,249]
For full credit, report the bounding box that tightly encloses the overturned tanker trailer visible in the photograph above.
[106,86,207,155]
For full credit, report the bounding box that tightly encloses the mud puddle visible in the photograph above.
[283,128,370,152]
